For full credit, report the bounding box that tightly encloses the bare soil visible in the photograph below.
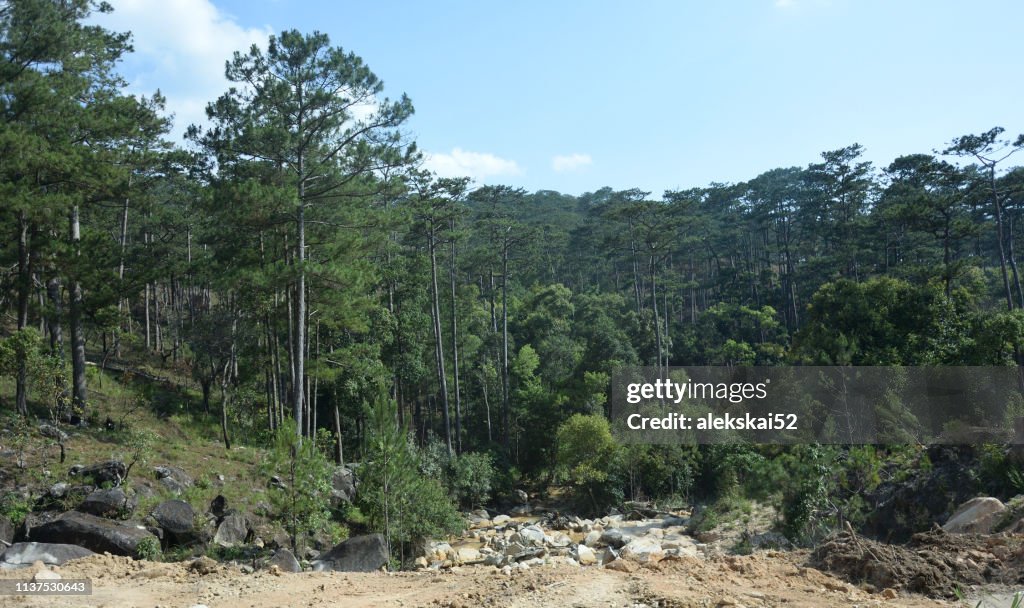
[0,550,960,608]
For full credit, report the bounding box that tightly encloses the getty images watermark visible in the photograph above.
[610,366,1024,445]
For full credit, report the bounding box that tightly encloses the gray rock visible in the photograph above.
[77,488,136,519]
[213,513,250,547]
[154,465,192,486]
[70,461,126,487]
[312,533,388,572]
[28,512,157,558]
[517,525,546,546]
[159,477,187,495]
[152,500,196,542]
[514,489,528,504]
[1,542,94,567]
[330,467,357,506]
[38,424,68,442]
[48,482,68,499]
[599,528,628,548]
[269,548,301,573]
[154,465,192,495]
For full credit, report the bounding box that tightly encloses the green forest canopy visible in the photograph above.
[3,0,1024,477]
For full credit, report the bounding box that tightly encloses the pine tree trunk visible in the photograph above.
[16,212,31,416]
[428,227,452,455]
[47,278,63,357]
[449,218,462,454]
[69,206,87,413]
[501,243,511,460]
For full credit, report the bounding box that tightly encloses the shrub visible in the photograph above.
[136,536,162,561]
[358,399,463,564]
[261,420,333,551]
[448,452,495,509]
[418,441,496,509]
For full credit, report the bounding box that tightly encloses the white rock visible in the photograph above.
[943,497,1007,534]
[576,544,597,565]
[32,569,61,582]
[621,537,665,564]
[548,532,572,547]
[492,515,512,525]
[518,525,546,546]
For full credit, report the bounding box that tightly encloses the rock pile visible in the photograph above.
[419,510,703,572]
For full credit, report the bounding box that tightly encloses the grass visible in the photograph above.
[0,348,276,523]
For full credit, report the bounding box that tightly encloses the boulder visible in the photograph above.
[69,461,126,487]
[456,547,482,563]
[268,548,301,573]
[548,532,572,547]
[491,515,511,525]
[514,489,529,504]
[576,544,597,565]
[1,542,94,566]
[213,513,250,548]
[312,533,389,572]
[151,500,196,545]
[154,465,192,495]
[330,467,357,506]
[38,424,68,442]
[599,528,629,548]
[620,537,665,564]
[77,488,136,519]
[605,558,637,573]
[516,525,546,546]
[943,497,1007,534]
[28,512,157,558]
[583,530,601,546]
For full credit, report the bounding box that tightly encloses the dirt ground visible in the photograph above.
[0,550,965,608]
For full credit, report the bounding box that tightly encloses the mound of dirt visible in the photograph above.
[810,526,1024,598]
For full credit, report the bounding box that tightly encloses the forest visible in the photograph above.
[3,0,1024,567]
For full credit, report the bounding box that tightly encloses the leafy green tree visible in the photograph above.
[195,29,416,437]
[555,413,621,513]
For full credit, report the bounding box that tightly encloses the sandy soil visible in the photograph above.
[0,550,962,608]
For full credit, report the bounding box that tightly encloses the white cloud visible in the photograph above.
[424,148,523,181]
[98,0,273,139]
[551,153,593,173]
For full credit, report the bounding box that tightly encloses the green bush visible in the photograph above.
[0,492,33,526]
[448,452,495,509]
[418,441,496,509]
[136,536,162,561]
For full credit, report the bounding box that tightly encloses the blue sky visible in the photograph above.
[98,0,1024,196]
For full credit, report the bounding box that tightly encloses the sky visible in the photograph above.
[95,0,1024,197]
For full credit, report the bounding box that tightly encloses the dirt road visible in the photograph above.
[0,550,958,608]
